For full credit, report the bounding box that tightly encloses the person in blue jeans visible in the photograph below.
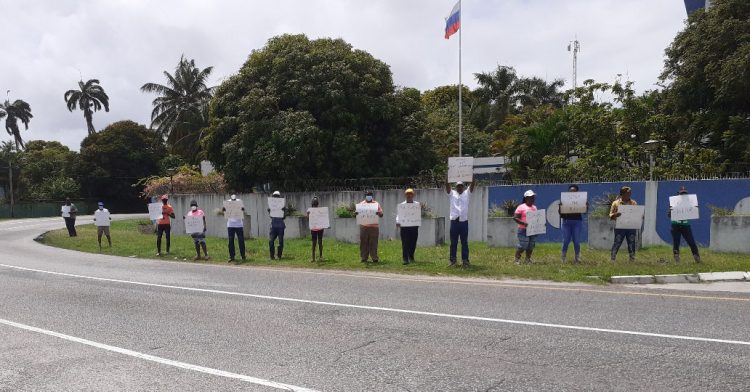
[445,181,475,266]
[559,184,587,264]
[268,191,286,260]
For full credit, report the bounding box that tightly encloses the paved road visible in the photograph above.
[0,217,748,391]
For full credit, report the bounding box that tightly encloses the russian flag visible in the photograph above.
[444,1,460,39]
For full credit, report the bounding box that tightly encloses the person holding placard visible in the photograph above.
[445,181,475,266]
[93,201,112,249]
[306,196,326,262]
[395,188,420,265]
[668,186,701,263]
[185,200,209,260]
[559,184,586,264]
[514,190,538,265]
[222,194,246,263]
[609,186,638,262]
[61,198,78,237]
[156,194,175,256]
[356,190,384,263]
[267,191,286,260]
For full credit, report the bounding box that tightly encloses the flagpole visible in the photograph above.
[458,0,463,157]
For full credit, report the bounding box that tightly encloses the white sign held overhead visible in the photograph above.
[184,215,204,234]
[148,203,163,221]
[308,207,330,230]
[397,203,421,227]
[267,198,285,218]
[94,210,110,227]
[669,194,699,221]
[560,192,588,214]
[615,205,645,230]
[447,156,474,183]
[525,209,547,236]
[356,203,379,225]
[223,200,244,220]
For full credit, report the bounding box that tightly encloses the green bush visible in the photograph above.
[335,202,356,218]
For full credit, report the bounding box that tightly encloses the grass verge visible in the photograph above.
[39,219,750,283]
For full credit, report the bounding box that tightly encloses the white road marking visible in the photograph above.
[0,317,318,392]
[2,263,750,347]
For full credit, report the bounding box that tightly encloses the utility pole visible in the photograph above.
[567,38,580,96]
[8,161,14,218]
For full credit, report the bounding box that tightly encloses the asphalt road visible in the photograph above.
[0,216,748,391]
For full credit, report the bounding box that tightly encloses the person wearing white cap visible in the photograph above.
[396,188,420,265]
[513,190,538,264]
[445,180,476,266]
[93,201,112,249]
[268,190,286,260]
[222,193,246,262]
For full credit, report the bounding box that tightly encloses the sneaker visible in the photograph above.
[228,258,235,263]
[204,255,210,260]
[193,256,200,261]
[525,258,532,264]
[574,255,581,264]
[462,260,470,267]
[514,258,521,265]
[694,254,702,263]
[402,260,409,265]
[674,254,681,263]
[561,254,567,263]
[449,260,457,266]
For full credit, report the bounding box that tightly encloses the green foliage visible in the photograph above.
[0,99,33,150]
[19,140,81,200]
[707,205,735,217]
[140,165,227,198]
[335,202,356,218]
[590,193,618,218]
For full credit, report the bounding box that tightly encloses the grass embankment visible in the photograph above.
[40,219,750,283]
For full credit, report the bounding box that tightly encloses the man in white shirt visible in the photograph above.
[395,188,420,265]
[93,201,111,249]
[222,194,246,262]
[445,181,475,266]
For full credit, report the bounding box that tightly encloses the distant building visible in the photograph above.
[684,0,711,15]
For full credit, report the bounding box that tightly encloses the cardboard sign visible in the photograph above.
[185,215,204,234]
[356,203,379,225]
[268,197,285,218]
[94,209,110,227]
[148,202,163,220]
[447,156,474,183]
[615,205,645,230]
[223,200,245,220]
[61,205,71,218]
[560,192,588,214]
[308,207,330,230]
[525,209,547,236]
[397,203,422,227]
[669,194,699,221]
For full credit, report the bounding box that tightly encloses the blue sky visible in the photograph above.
[0,0,689,150]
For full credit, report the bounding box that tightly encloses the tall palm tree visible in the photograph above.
[141,56,214,162]
[64,79,109,135]
[474,66,521,131]
[0,99,33,150]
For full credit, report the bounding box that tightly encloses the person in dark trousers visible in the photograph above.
[609,186,638,262]
[93,201,112,249]
[185,200,209,261]
[156,194,175,256]
[62,198,78,237]
[669,186,701,263]
[268,191,286,260]
[445,181,475,266]
[396,188,419,265]
[222,194,246,263]
[306,196,325,262]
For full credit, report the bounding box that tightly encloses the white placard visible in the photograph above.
[94,210,110,227]
[148,202,163,220]
[669,194,699,221]
[397,203,422,227]
[61,205,71,218]
[525,209,547,236]
[615,205,645,229]
[268,197,285,218]
[184,215,204,234]
[560,192,588,214]
[356,203,379,225]
[223,200,245,220]
[308,207,330,230]
[447,156,474,183]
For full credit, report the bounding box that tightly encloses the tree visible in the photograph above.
[77,120,165,201]
[64,79,110,135]
[141,56,214,163]
[19,140,80,200]
[0,99,33,150]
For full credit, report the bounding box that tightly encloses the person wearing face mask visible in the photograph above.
[93,201,112,249]
[445,180,476,266]
[395,188,420,265]
[186,200,209,260]
[306,196,324,262]
[267,191,286,260]
[356,190,384,263]
[156,194,175,256]
[222,193,246,263]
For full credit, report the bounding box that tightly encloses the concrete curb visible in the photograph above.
[611,271,750,284]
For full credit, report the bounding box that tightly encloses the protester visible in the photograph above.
[445,181,475,266]
[222,194,246,263]
[268,191,286,260]
[669,186,701,263]
[395,188,419,265]
[186,200,209,260]
[356,190,384,263]
[559,184,586,264]
[156,194,175,256]
[93,201,112,249]
[306,196,324,262]
[61,198,78,237]
[609,186,638,262]
[514,190,538,265]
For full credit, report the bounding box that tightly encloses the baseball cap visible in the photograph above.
[405,188,414,194]
[678,186,688,194]
[365,190,374,196]
[97,201,104,206]
[161,194,169,200]
[272,191,281,196]
[456,181,464,186]
[620,186,632,194]
[523,190,536,198]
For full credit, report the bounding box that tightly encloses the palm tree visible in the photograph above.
[64,79,109,135]
[0,99,33,150]
[474,66,521,131]
[141,56,214,162]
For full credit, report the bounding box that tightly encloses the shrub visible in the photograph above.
[590,193,618,218]
[420,202,435,218]
[139,165,227,198]
[335,202,356,218]
[708,205,734,216]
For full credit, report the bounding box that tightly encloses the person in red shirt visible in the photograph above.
[156,194,175,256]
